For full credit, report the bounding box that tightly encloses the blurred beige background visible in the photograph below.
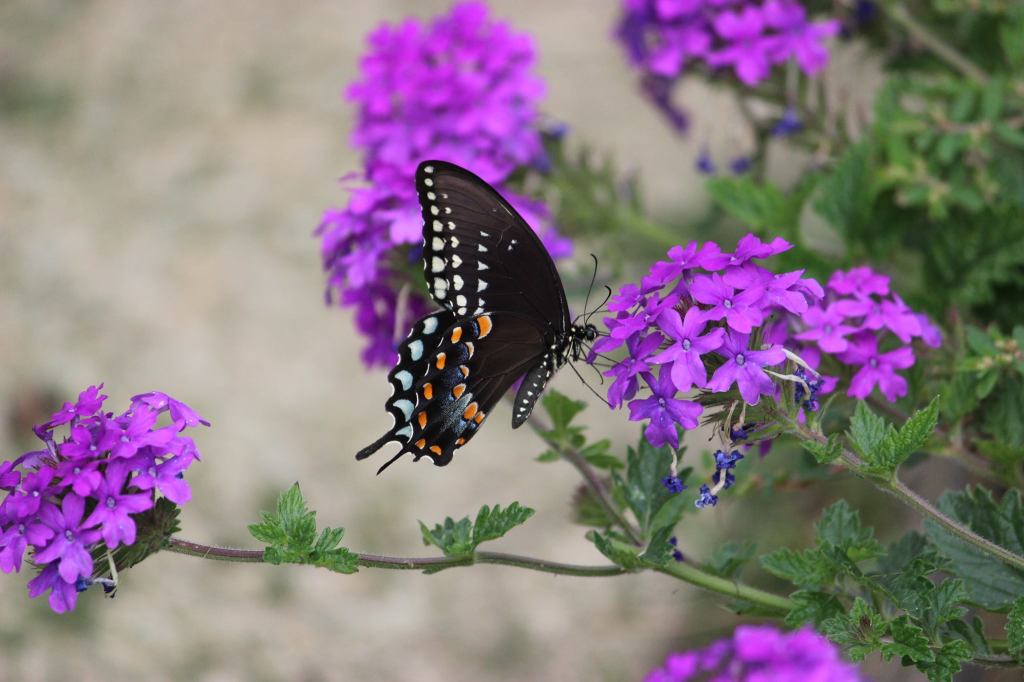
[0,2,934,681]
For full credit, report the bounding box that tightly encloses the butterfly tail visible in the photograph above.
[356,433,413,475]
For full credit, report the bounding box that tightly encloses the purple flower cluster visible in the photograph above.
[596,234,823,450]
[644,624,862,682]
[618,0,841,86]
[795,266,941,402]
[0,385,206,613]
[317,2,569,366]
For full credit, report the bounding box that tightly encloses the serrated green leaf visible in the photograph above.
[917,639,973,682]
[541,390,587,434]
[1007,596,1024,654]
[821,597,886,662]
[580,439,622,470]
[928,579,969,625]
[813,142,875,240]
[803,433,843,464]
[815,500,883,560]
[472,502,535,546]
[784,590,845,628]
[248,484,358,574]
[881,616,935,663]
[924,487,1024,611]
[589,530,643,569]
[848,402,887,460]
[875,397,940,470]
[639,525,676,567]
[534,449,560,463]
[704,541,756,579]
[760,547,833,589]
[419,517,474,557]
[614,436,683,537]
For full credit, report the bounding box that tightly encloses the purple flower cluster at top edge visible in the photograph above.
[795,266,941,402]
[644,624,863,682]
[616,0,840,129]
[595,233,823,450]
[316,1,570,367]
[0,385,206,613]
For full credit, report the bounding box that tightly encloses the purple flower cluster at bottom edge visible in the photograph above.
[0,385,206,613]
[644,624,863,682]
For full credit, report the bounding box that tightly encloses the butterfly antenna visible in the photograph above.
[584,286,613,326]
[567,360,612,407]
[575,254,600,326]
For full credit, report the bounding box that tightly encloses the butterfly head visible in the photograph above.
[567,323,599,362]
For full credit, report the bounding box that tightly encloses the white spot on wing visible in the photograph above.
[478,262,489,271]
[432,237,444,251]
[422,317,438,334]
[432,220,443,232]
[477,280,488,292]
[431,257,445,273]
[450,236,460,248]
[427,192,436,200]
[395,370,413,391]
[409,340,423,361]
[394,399,414,421]
[424,178,434,187]
[424,165,434,174]
[456,294,467,307]
[453,275,464,291]
[451,254,463,268]
[395,425,413,440]
[430,205,439,216]
[478,245,488,253]
[480,231,490,237]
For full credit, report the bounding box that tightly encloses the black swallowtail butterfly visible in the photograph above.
[356,160,596,472]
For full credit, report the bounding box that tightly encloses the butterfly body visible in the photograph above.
[356,160,594,472]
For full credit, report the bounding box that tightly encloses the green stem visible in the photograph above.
[882,3,990,84]
[785,420,1024,573]
[521,406,646,546]
[604,539,793,613]
[167,538,627,578]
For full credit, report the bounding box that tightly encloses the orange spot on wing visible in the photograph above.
[414,438,426,449]
[435,352,447,370]
[429,445,442,456]
[475,315,492,339]
[417,412,428,429]
[455,438,466,447]
[452,383,466,399]
[474,411,485,424]
[463,402,479,420]
[451,327,463,343]
[422,383,433,400]
[459,365,470,378]
[464,342,475,359]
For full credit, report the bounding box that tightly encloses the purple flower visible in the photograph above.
[320,2,568,367]
[41,384,107,429]
[772,107,802,136]
[649,241,723,286]
[628,370,703,449]
[33,493,101,583]
[842,334,915,402]
[650,307,724,391]
[708,7,773,86]
[606,333,666,407]
[696,148,716,175]
[645,624,863,682]
[796,303,857,353]
[82,462,154,549]
[694,483,718,508]
[689,274,765,333]
[662,476,685,494]
[762,0,841,75]
[828,266,889,297]
[835,294,922,343]
[707,331,785,405]
[27,563,80,614]
[0,385,205,612]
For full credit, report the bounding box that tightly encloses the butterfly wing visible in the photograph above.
[417,161,570,332]
[356,311,551,471]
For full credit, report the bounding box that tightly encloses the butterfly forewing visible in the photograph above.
[357,160,577,471]
[417,161,569,331]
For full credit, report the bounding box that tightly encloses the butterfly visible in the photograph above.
[356,160,597,473]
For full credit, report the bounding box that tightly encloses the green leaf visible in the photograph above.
[472,502,535,546]
[783,590,845,628]
[534,449,560,463]
[821,597,886,662]
[984,374,1024,449]
[876,397,940,469]
[803,433,843,464]
[248,484,357,573]
[571,483,617,528]
[815,500,883,560]
[541,390,586,434]
[881,616,935,663]
[917,639,973,682]
[579,439,622,470]
[613,436,685,537]
[419,517,474,557]
[760,547,833,589]
[421,502,535,557]
[589,530,643,569]
[1007,596,1024,655]
[813,142,875,240]
[639,525,676,567]
[706,177,791,232]
[848,402,887,460]
[924,487,1024,611]
[704,541,756,579]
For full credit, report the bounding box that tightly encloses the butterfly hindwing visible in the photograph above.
[417,161,569,331]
